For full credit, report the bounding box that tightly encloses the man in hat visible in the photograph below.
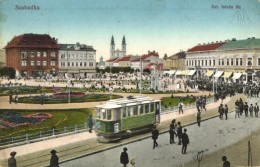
[181,128,189,154]
[222,156,230,167]
[152,125,159,149]
[88,115,94,133]
[49,149,59,167]
[8,151,17,167]
[120,147,129,167]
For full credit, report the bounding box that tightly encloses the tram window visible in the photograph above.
[133,106,138,115]
[128,107,133,116]
[122,108,127,118]
[151,103,155,112]
[101,109,106,119]
[145,104,149,113]
[140,105,144,114]
[156,102,160,114]
[107,110,112,120]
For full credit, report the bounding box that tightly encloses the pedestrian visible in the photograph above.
[202,96,207,111]
[170,119,177,130]
[249,104,254,117]
[235,100,240,118]
[222,156,230,167]
[152,125,159,149]
[178,101,184,114]
[120,147,129,167]
[224,104,228,120]
[177,122,183,145]
[244,102,249,117]
[181,129,189,154]
[8,151,17,167]
[254,103,259,117]
[218,104,224,120]
[239,98,244,116]
[88,115,94,133]
[14,95,18,104]
[196,111,201,127]
[49,149,59,167]
[169,126,177,144]
[9,94,13,104]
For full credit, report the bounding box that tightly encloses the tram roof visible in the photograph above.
[96,96,160,109]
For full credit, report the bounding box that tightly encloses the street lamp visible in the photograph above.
[67,79,71,103]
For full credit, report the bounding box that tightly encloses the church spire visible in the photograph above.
[111,35,115,45]
[122,35,126,45]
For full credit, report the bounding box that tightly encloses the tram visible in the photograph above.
[94,96,161,142]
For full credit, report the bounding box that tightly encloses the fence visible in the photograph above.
[0,97,215,149]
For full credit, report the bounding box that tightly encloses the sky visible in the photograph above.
[0,0,260,61]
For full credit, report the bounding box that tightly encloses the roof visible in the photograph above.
[143,63,163,70]
[106,57,118,62]
[218,37,260,50]
[188,42,225,52]
[169,51,186,59]
[115,56,131,62]
[4,34,59,49]
[131,51,159,62]
[59,43,96,51]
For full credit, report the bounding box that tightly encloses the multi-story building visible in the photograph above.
[110,35,126,59]
[4,33,59,78]
[164,51,186,70]
[0,49,5,66]
[59,42,96,78]
[131,51,163,70]
[185,37,260,82]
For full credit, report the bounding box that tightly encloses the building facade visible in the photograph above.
[59,43,96,78]
[164,51,186,70]
[110,35,126,59]
[4,34,59,78]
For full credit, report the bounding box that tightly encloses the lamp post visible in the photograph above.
[67,79,71,103]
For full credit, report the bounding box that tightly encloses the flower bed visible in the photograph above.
[52,92,86,98]
[0,112,52,129]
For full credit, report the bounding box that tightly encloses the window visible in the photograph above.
[37,52,41,57]
[145,104,150,113]
[195,60,197,66]
[72,62,74,66]
[31,51,34,57]
[247,58,252,66]
[51,61,56,66]
[122,108,127,118]
[222,59,224,66]
[258,58,260,66]
[84,62,87,66]
[21,61,27,66]
[133,106,138,115]
[236,58,239,66]
[231,58,233,65]
[107,110,112,120]
[21,51,27,59]
[76,62,78,66]
[218,59,221,66]
[240,58,243,66]
[151,103,155,112]
[51,52,55,57]
[80,62,82,66]
[205,60,207,66]
[89,62,93,67]
[227,59,229,66]
[43,52,47,57]
[201,60,204,66]
[192,60,194,66]
[68,62,70,66]
[209,60,212,66]
[37,61,41,66]
[31,61,34,66]
[43,61,47,66]
[213,60,215,66]
[139,105,144,114]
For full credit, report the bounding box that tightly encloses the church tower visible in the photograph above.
[110,35,115,58]
[122,36,126,55]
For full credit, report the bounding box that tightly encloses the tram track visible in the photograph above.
[0,94,249,167]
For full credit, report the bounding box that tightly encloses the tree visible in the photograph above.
[0,67,16,79]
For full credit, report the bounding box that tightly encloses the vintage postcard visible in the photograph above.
[1,0,260,167]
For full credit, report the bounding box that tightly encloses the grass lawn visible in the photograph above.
[161,95,197,108]
[0,108,94,139]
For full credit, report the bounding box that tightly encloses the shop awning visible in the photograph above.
[205,70,214,77]
[232,73,242,79]
[188,70,196,76]
[175,70,183,75]
[182,70,189,75]
[223,72,233,78]
[168,70,176,75]
[214,71,224,78]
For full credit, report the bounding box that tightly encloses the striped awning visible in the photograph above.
[175,70,183,75]
[223,72,233,78]
[232,73,242,79]
[214,71,224,78]
[188,70,196,76]
[205,70,214,77]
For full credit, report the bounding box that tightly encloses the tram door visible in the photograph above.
[155,102,160,123]
[113,108,121,133]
